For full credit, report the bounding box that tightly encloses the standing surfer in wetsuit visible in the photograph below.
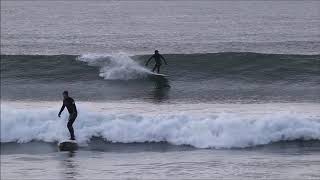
[145,50,168,73]
[58,91,77,140]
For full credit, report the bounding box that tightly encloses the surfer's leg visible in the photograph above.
[67,113,77,140]
[157,65,160,73]
[152,65,157,72]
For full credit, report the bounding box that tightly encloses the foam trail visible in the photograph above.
[77,53,151,80]
[1,105,320,148]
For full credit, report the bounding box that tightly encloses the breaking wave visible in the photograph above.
[1,105,320,149]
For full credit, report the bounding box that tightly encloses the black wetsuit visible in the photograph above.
[153,54,163,65]
[59,97,77,140]
[146,53,167,73]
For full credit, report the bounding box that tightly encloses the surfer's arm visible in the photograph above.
[72,100,77,113]
[160,55,168,65]
[145,56,153,66]
[58,104,65,117]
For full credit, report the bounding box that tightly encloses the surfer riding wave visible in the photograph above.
[145,50,168,73]
[58,91,77,140]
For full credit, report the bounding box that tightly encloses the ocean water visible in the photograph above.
[1,1,320,179]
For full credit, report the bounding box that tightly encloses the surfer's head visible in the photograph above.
[155,50,159,54]
[62,91,69,99]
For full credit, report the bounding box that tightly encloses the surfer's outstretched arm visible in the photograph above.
[58,104,65,117]
[145,55,154,66]
[160,55,168,65]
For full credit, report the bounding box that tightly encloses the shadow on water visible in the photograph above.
[59,151,79,180]
[147,76,171,103]
[0,141,58,154]
[1,139,320,155]
[83,136,195,153]
[245,140,320,155]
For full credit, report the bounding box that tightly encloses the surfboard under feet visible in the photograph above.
[149,73,169,77]
[58,140,78,151]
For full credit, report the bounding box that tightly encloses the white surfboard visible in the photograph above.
[58,140,78,151]
[149,73,169,77]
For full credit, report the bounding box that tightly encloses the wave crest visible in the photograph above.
[1,105,320,148]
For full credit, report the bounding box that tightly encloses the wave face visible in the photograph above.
[2,104,320,148]
[1,52,320,102]
[2,52,319,82]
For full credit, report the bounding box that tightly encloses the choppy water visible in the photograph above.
[1,1,319,55]
[1,0,320,179]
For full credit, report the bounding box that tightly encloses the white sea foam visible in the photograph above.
[77,53,151,80]
[1,104,320,148]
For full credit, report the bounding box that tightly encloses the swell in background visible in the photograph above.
[1,52,320,102]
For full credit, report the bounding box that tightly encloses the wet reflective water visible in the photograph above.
[2,141,320,179]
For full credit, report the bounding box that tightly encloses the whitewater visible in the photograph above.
[77,53,152,80]
[2,102,320,149]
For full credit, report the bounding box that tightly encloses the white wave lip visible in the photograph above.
[1,106,320,148]
[77,53,151,80]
